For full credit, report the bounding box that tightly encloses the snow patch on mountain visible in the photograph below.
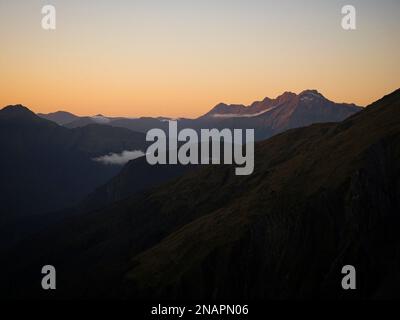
[211,106,277,118]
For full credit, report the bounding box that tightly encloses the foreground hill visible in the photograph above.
[4,89,399,299]
[123,89,400,299]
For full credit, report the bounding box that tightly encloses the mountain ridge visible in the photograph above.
[5,88,399,299]
[0,105,148,243]
[37,90,362,139]
[38,110,79,125]
[201,90,361,118]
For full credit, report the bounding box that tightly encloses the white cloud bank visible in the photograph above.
[93,150,145,165]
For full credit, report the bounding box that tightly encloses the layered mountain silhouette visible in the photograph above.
[4,89,399,299]
[0,105,149,249]
[191,90,361,140]
[200,97,275,117]
[80,156,198,212]
[201,90,348,118]
[24,90,362,215]
[38,111,80,125]
[59,90,363,211]
[39,90,361,140]
[6,90,357,246]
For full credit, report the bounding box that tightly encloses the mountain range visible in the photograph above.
[0,105,149,249]
[0,90,362,253]
[2,88,399,299]
[36,90,363,213]
[38,90,362,140]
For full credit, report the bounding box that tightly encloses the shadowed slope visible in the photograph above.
[3,90,399,299]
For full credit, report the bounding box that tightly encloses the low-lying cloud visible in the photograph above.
[93,150,145,165]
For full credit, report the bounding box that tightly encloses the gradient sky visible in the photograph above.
[0,0,399,117]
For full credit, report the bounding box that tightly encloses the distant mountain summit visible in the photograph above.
[37,90,362,141]
[1,104,37,119]
[202,90,360,118]
[38,110,79,125]
[0,105,58,129]
[38,111,114,127]
[202,96,275,118]
[192,90,362,140]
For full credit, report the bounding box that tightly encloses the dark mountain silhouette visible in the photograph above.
[80,156,197,212]
[39,90,361,141]
[80,140,237,212]
[38,111,79,125]
[103,117,170,133]
[61,114,116,128]
[201,95,278,117]
[32,89,361,216]
[122,89,399,300]
[70,124,146,157]
[0,105,148,249]
[4,89,399,299]
[191,90,362,139]
[64,116,98,128]
[202,90,359,118]
[0,105,147,217]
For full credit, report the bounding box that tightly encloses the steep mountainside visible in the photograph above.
[4,89,399,299]
[123,89,399,299]
[0,105,147,223]
[81,156,197,212]
[69,124,145,157]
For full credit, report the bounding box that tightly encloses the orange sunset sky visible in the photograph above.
[0,0,399,118]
